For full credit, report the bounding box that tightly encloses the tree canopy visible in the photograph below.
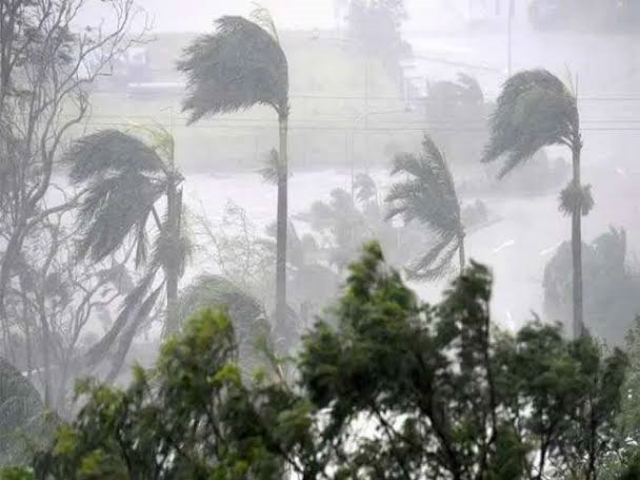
[29,242,636,479]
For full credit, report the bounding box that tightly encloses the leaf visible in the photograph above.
[483,69,578,178]
[385,134,464,279]
[178,15,289,122]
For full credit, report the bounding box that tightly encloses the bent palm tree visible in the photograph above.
[178,11,290,331]
[482,69,591,338]
[65,128,190,376]
[386,134,465,280]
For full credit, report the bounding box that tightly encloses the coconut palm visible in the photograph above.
[178,10,290,329]
[386,134,465,280]
[482,69,591,338]
[64,127,190,375]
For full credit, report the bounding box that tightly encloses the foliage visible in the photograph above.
[483,68,587,337]
[386,134,465,279]
[33,243,633,479]
[36,309,303,479]
[483,69,579,178]
[0,466,34,480]
[296,182,411,273]
[66,130,169,266]
[346,0,410,77]
[543,227,640,346]
[178,15,289,122]
[0,0,140,397]
[424,73,491,166]
[66,127,191,381]
[171,274,277,381]
[0,357,54,466]
[178,10,291,331]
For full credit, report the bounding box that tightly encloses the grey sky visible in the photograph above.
[129,0,475,33]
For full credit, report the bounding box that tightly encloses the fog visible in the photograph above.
[3,0,640,458]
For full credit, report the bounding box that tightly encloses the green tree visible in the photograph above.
[33,243,631,479]
[36,309,314,480]
[171,274,279,381]
[64,128,190,377]
[177,11,290,333]
[483,69,591,338]
[386,133,466,279]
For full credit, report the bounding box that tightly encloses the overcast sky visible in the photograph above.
[123,0,475,33]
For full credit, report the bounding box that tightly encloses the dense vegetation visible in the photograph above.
[1,0,639,478]
[2,243,634,480]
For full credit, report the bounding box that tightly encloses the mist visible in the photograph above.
[3,0,640,475]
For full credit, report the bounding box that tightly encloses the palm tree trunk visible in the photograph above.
[163,175,180,337]
[458,234,466,275]
[275,110,289,334]
[571,140,584,338]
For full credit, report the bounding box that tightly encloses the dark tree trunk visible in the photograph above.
[275,110,289,336]
[572,138,584,338]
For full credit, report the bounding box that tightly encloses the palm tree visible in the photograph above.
[482,69,591,338]
[386,134,465,280]
[177,10,290,330]
[64,128,190,375]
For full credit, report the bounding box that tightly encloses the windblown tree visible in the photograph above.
[37,243,631,480]
[0,0,141,369]
[171,275,279,382]
[178,10,290,332]
[483,69,591,338]
[386,133,466,280]
[543,227,640,345]
[64,127,190,378]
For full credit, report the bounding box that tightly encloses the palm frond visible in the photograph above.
[65,130,167,183]
[483,69,579,177]
[354,172,378,205]
[126,123,175,165]
[386,134,464,280]
[65,130,169,264]
[258,148,283,185]
[178,15,289,123]
[405,233,460,281]
[75,173,167,263]
[250,3,280,44]
[386,134,461,239]
[559,182,594,217]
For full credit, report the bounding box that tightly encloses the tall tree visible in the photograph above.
[178,11,290,333]
[482,69,591,338]
[386,133,466,280]
[64,128,190,377]
[37,243,630,480]
[0,0,141,368]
